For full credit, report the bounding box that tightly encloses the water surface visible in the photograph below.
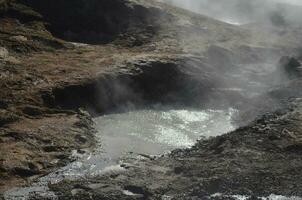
[95,108,237,156]
[4,107,237,199]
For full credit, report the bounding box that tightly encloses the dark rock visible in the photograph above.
[40,90,56,108]
[55,154,68,159]
[283,142,302,153]
[77,149,86,154]
[0,100,8,109]
[267,132,281,140]
[0,111,19,126]
[75,134,87,144]
[174,166,185,174]
[13,163,39,177]
[279,56,302,78]
[22,105,44,116]
[43,145,58,152]
[1,131,22,140]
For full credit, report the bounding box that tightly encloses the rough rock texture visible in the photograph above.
[48,98,302,199]
[20,0,171,45]
[1,0,302,197]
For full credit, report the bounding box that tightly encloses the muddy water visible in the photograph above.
[4,107,237,199]
[95,108,237,156]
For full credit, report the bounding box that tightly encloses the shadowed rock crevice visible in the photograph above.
[20,0,163,44]
[44,60,212,114]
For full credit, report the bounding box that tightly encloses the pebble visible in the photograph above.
[10,35,28,42]
[0,47,9,59]
[71,188,85,196]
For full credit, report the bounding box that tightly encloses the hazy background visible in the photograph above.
[163,0,302,26]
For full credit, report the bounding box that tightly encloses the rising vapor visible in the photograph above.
[164,0,302,26]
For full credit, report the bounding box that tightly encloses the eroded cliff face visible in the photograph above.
[1,0,302,197]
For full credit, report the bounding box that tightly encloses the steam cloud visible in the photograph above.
[160,0,302,126]
[164,0,302,26]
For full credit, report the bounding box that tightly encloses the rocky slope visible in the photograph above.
[49,98,302,200]
[1,0,302,198]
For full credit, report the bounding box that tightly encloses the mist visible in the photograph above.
[163,0,302,26]
[159,0,302,127]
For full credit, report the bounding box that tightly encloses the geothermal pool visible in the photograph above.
[95,108,237,156]
[4,107,237,199]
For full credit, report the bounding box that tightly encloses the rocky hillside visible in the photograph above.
[1,0,302,198]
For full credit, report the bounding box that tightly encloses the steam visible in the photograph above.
[159,0,302,125]
[164,0,302,26]
[273,0,302,5]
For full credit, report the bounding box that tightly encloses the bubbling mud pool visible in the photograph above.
[96,107,237,156]
[4,107,237,199]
